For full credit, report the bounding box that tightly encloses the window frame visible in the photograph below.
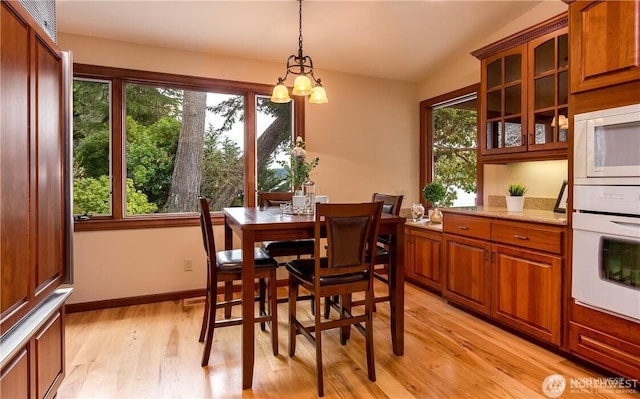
[419,83,482,206]
[73,64,305,231]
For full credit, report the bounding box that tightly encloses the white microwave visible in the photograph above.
[574,104,640,186]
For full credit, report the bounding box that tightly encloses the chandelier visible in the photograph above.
[271,0,328,104]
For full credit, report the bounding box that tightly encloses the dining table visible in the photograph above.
[223,205,406,390]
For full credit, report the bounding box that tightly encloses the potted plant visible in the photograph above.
[506,183,527,212]
[422,181,447,224]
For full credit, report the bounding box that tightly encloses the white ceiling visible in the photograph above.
[56,0,546,82]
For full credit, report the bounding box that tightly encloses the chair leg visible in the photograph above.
[199,273,211,342]
[201,287,217,367]
[259,278,267,331]
[314,295,324,397]
[269,270,278,356]
[288,277,298,357]
[340,294,351,345]
[365,288,376,382]
[224,281,233,319]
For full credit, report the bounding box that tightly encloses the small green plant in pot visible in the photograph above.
[506,183,527,212]
[422,181,447,224]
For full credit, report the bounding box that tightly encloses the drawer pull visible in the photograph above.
[457,225,469,230]
[514,234,529,240]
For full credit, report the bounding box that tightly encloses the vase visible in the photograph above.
[429,205,443,224]
[302,180,316,214]
[506,196,524,212]
[411,203,424,222]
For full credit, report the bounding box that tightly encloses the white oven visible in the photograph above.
[574,104,640,186]
[572,186,640,322]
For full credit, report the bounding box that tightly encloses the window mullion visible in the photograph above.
[245,92,256,207]
[112,78,125,219]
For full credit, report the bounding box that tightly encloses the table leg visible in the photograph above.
[389,222,405,355]
[242,230,256,389]
[224,215,232,250]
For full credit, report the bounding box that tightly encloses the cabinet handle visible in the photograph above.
[514,234,529,240]
[484,250,489,261]
[491,251,495,263]
[528,134,533,145]
[457,225,469,230]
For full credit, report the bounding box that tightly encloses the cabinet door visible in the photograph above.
[0,349,30,399]
[570,0,640,93]
[527,29,569,152]
[1,0,31,330]
[480,45,528,155]
[492,244,562,345]
[443,235,491,315]
[407,229,442,292]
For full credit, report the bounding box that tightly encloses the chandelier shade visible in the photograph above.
[271,0,328,104]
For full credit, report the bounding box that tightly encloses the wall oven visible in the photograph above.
[572,186,640,322]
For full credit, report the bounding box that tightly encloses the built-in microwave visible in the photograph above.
[574,104,640,186]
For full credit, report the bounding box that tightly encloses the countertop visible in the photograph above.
[441,206,567,226]
[405,219,444,231]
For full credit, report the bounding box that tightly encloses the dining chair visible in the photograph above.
[197,196,279,367]
[325,193,403,317]
[286,201,383,397]
[258,192,315,260]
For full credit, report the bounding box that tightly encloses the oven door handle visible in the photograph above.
[611,221,640,235]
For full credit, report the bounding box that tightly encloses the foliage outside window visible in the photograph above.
[424,89,478,207]
[72,65,302,228]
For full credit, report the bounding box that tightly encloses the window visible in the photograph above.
[72,65,303,229]
[420,84,479,207]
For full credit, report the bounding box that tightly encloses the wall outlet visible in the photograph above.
[184,258,193,271]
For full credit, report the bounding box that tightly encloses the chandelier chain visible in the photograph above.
[298,0,303,54]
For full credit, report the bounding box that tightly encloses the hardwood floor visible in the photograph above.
[57,283,637,398]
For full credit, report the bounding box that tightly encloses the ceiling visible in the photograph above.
[56,0,546,83]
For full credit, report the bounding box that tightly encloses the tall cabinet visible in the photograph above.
[1,1,72,397]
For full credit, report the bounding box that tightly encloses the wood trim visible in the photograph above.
[472,13,568,60]
[73,213,224,231]
[64,289,207,313]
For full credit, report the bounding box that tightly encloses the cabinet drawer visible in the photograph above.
[443,214,490,240]
[491,221,562,254]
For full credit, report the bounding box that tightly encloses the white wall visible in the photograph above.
[60,34,418,304]
[484,160,568,204]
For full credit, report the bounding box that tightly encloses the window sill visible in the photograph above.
[73,212,225,231]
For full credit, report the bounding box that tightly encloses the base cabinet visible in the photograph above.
[442,212,564,346]
[1,307,65,399]
[568,304,640,381]
[405,226,443,292]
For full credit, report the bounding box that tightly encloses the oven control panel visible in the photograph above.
[574,185,640,215]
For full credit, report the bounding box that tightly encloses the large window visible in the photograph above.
[420,84,479,207]
[72,65,302,229]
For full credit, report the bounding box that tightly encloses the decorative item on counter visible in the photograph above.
[283,136,319,194]
[506,183,527,212]
[422,181,447,224]
[411,203,425,222]
[302,179,316,214]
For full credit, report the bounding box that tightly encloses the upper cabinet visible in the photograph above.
[570,0,640,93]
[473,13,568,163]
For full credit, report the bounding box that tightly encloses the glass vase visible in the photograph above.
[302,180,316,214]
[411,203,425,222]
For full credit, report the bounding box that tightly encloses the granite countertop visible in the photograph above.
[405,219,444,231]
[441,206,567,226]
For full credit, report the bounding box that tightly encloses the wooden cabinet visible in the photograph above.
[473,13,568,162]
[443,212,564,345]
[405,225,443,292]
[1,1,71,398]
[570,0,640,93]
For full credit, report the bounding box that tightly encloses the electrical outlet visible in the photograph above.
[184,258,193,271]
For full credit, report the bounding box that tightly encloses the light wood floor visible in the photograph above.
[57,283,637,398]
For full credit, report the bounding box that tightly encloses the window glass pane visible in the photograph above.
[256,96,293,197]
[504,85,521,115]
[504,118,523,147]
[600,238,640,289]
[486,59,501,88]
[534,110,554,145]
[534,38,554,75]
[124,84,245,214]
[432,94,477,207]
[72,79,111,216]
[504,54,521,83]
[534,75,554,109]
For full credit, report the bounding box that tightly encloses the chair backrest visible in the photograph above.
[371,193,403,216]
[198,196,217,258]
[315,202,382,281]
[259,192,293,209]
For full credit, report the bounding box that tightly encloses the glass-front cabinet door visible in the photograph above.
[480,45,527,155]
[528,28,569,151]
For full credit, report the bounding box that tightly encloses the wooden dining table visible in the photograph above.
[223,205,406,390]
